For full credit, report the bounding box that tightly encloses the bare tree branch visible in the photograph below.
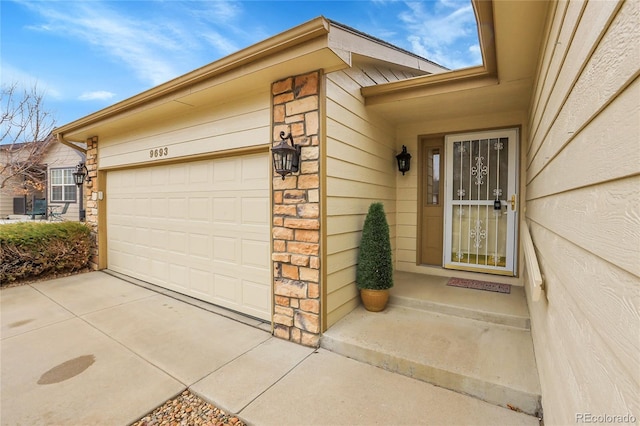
[0,83,56,191]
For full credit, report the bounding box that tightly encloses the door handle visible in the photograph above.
[510,194,517,211]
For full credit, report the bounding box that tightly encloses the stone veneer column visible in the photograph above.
[271,71,322,347]
[84,136,99,270]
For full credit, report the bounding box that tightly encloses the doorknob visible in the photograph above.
[510,195,517,211]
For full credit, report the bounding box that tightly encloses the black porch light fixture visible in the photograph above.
[73,162,91,186]
[396,145,412,175]
[272,131,301,179]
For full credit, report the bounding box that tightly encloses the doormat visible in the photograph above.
[447,278,511,294]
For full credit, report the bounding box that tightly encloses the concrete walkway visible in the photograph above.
[0,272,539,425]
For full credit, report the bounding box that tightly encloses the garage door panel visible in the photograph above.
[151,198,169,218]
[107,153,271,321]
[169,166,186,185]
[150,259,168,281]
[150,229,168,250]
[213,198,238,223]
[213,236,238,263]
[189,233,211,259]
[135,199,150,216]
[242,155,270,180]
[168,231,187,253]
[151,168,168,186]
[243,280,270,310]
[213,159,238,184]
[242,198,269,225]
[213,274,241,302]
[190,268,213,296]
[188,162,211,184]
[169,264,188,289]
[242,239,269,269]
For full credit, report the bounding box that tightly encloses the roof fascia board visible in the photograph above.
[55,17,331,136]
[365,71,499,105]
[475,0,497,75]
[361,0,497,104]
[327,21,447,74]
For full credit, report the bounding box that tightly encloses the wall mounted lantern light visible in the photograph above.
[272,131,301,179]
[396,145,411,175]
[73,162,91,186]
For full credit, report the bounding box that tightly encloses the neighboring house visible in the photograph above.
[54,1,639,424]
[0,141,46,218]
[43,139,86,221]
[0,135,85,220]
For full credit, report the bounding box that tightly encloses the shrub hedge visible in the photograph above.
[0,221,92,284]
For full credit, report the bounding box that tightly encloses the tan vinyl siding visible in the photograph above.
[325,65,397,328]
[525,0,640,423]
[98,91,271,169]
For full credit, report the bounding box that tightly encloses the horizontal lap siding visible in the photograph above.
[99,92,270,168]
[325,68,396,327]
[525,0,640,423]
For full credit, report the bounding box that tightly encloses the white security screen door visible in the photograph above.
[444,128,518,275]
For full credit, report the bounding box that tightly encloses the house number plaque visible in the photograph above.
[150,147,169,159]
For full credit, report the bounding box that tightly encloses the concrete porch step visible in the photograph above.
[321,304,542,417]
[391,271,531,330]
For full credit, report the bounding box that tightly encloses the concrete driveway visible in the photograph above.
[1,272,538,425]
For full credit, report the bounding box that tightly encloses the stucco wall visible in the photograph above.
[324,65,397,328]
[525,0,639,423]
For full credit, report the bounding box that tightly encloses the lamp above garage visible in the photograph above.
[272,131,301,179]
[73,162,91,186]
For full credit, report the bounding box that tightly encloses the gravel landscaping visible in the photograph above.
[132,390,245,426]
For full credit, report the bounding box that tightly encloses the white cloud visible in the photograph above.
[191,1,243,24]
[201,31,240,56]
[398,0,481,69]
[18,1,199,86]
[78,91,116,101]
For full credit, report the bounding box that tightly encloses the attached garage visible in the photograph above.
[55,17,435,346]
[106,153,271,320]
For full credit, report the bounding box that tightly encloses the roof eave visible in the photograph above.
[361,0,497,104]
[55,17,331,137]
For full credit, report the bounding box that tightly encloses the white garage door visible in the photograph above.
[106,153,271,320]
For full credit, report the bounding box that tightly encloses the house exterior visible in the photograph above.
[0,141,46,218]
[54,1,639,423]
[0,137,85,220]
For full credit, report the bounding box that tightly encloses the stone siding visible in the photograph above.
[84,136,99,270]
[271,71,322,347]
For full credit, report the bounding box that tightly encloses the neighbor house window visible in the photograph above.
[50,168,77,202]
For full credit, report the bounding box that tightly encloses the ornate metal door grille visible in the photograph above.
[444,129,518,275]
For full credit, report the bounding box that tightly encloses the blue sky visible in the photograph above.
[1,0,481,127]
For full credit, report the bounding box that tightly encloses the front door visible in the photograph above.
[443,128,519,275]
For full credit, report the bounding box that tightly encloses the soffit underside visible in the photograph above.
[366,76,533,124]
[361,0,549,125]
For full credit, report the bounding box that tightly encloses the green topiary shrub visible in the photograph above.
[356,202,393,290]
[0,221,92,285]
